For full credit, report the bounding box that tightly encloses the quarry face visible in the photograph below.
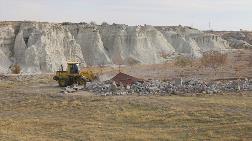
[0,21,249,73]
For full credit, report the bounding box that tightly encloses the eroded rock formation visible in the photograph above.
[0,21,233,73]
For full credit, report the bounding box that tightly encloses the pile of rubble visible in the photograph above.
[61,85,85,94]
[83,78,252,96]
[0,75,8,81]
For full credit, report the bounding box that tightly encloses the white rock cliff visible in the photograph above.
[0,21,231,73]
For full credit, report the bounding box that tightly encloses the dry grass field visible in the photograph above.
[0,49,252,140]
[0,77,251,141]
[94,49,252,82]
[121,49,252,81]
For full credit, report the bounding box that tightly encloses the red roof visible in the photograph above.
[111,72,141,86]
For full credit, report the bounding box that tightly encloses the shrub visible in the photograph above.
[101,22,109,26]
[61,22,72,25]
[174,56,193,68]
[11,64,21,74]
[90,21,96,25]
[200,51,227,69]
[174,56,193,80]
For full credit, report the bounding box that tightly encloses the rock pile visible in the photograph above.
[84,78,252,96]
[62,84,85,94]
[0,75,8,80]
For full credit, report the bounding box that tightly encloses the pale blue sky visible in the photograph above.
[0,0,251,30]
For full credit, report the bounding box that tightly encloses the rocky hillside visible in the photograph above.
[0,21,231,73]
[209,31,252,49]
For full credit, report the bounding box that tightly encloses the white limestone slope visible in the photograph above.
[99,24,175,64]
[221,32,252,49]
[0,21,231,73]
[157,26,230,58]
[13,22,85,73]
[0,25,15,73]
[65,24,111,66]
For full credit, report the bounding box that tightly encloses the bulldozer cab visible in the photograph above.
[67,62,79,74]
[53,62,86,87]
[53,61,98,87]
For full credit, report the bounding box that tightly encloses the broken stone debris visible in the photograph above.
[61,84,85,94]
[62,78,252,95]
[0,75,8,80]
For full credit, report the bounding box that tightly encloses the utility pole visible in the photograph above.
[209,21,211,30]
[118,64,121,73]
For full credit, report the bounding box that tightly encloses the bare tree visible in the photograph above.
[200,51,228,79]
[174,56,193,84]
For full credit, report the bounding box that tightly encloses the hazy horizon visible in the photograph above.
[1,0,251,31]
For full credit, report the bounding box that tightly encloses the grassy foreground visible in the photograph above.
[0,91,251,141]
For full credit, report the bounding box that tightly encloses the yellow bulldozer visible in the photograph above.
[53,62,97,87]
